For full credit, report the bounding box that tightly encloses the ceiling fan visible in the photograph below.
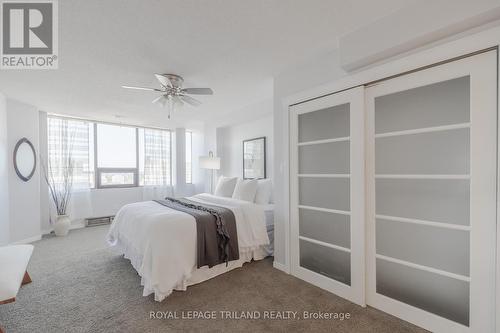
[122,74,213,119]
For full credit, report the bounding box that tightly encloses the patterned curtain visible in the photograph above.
[47,117,93,190]
[143,128,171,186]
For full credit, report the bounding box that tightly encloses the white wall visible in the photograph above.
[7,99,41,243]
[202,122,218,193]
[339,0,500,71]
[218,110,273,180]
[0,93,10,245]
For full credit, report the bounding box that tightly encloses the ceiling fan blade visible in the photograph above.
[152,95,168,106]
[181,88,213,95]
[181,95,202,107]
[172,95,184,107]
[122,85,162,91]
[155,74,173,88]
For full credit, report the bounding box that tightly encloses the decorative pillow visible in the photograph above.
[214,177,238,197]
[254,179,272,204]
[232,179,259,202]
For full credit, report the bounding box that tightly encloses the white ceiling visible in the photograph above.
[0,0,413,129]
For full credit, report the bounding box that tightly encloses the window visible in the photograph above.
[185,131,192,184]
[96,123,138,188]
[48,116,172,189]
[48,117,94,189]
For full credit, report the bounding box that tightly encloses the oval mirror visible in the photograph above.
[14,138,36,182]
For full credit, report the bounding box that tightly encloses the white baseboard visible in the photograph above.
[10,234,42,245]
[41,228,52,235]
[69,220,85,230]
[42,220,86,236]
[273,261,290,274]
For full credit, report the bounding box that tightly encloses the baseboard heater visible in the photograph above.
[85,216,114,227]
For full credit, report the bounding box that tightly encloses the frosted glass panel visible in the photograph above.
[376,129,469,174]
[375,76,470,134]
[299,209,350,248]
[376,179,469,225]
[298,103,350,142]
[376,219,469,276]
[299,141,349,174]
[377,259,469,326]
[300,239,351,285]
[299,178,350,211]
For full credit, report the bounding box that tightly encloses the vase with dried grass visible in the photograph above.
[41,152,74,237]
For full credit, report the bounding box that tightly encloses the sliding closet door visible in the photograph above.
[366,51,497,333]
[290,87,365,306]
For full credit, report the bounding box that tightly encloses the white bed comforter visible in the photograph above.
[107,193,269,301]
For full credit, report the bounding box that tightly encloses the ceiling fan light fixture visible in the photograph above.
[122,73,213,119]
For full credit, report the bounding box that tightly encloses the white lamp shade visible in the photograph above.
[199,156,220,170]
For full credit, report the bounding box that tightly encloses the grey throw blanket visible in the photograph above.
[154,198,239,268]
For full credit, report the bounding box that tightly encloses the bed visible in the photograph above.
[107,193,271,301]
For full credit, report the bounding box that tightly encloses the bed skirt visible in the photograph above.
[115,235,268,301]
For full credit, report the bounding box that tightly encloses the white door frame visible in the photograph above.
[289,86,365,306]
[365,50,497,333]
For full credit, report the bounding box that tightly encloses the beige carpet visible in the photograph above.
[0,226,427,333]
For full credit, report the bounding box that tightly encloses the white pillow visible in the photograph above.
[255,179,272,204]
[232,179,259,202]
[214,177,238,197]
